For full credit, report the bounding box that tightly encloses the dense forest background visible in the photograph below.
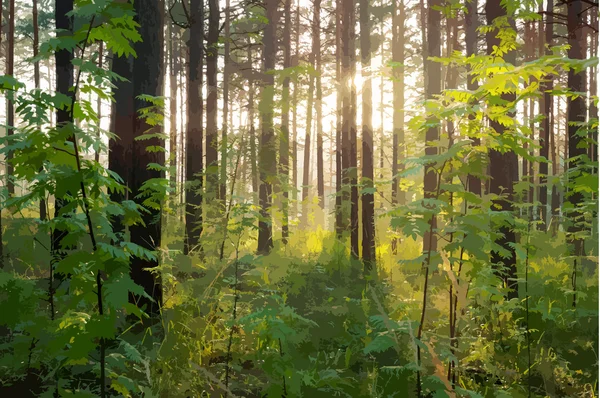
[0,0,598,396]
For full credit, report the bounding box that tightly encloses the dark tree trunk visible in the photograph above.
[248,44,259,201]
[280,0,291,242]
[465,0,481,195]
[391,0,405,253]
[220,0,230,202]
[486,0,518,296]
[566,0,587,258]
[206,0,219,201]
[349,0,359,258]
[6,0,14,195]
[341,0,352,245]
[292,1,300,218]
[540,0,554,228]
[185,0,204,255]
[169,22,179,193]
[130,0,165,316]
[52,0,75,254]
[301,5,316,225]
[256,0,277,254]
[315,0,324,211]
[360,0,375,270]
[335,0,343,236]
[95,42,103,164]
[33,0,46,221]
[423,0,441,254]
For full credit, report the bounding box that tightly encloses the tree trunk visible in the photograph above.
[185,0,204,255]
[220,0,230,202]
[257,0,277,254]
[566,0,587,259]
[33,0,46,221]
[360,0,375,270]
[315,0,324,211]
[486,0,518,296]
[52,0,75,255]
[540,0,553,228]
[349,0,359,258]
[95,42,103,164]
[335,0,343,236]
[130,0,164,316]
[169,21,179,194]
[301,5,317,225]
[206,0,219,202]
[6,0,14,195]
[248,44,259,200]
[423,0,441,254]
[465,0,481,196]
[280,0,291,242]
[292,0,300,218]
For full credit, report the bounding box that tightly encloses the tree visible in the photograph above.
[168,19,179,192]
[33,0,45,220]
[315,0,324,210]
[301,1,317,225]
[360,0,374,269]
[257,0,277,254]
[335,0,343,236]
[52,0,75,255]
[6,0,14,195]
[566,0,587,259]
[206,0,219,201]
[391,0,405,252]
[349,0,359,257]
[280,0,291,242]
[539,0,553,228]
[129,0,165,316]
[185,0,204,255]
[486,0,518,295]
[465,0,481,196]
[221,0,230,202]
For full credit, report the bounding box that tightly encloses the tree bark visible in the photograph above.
[349,0,359,258]
[220,0,230,202]
[257,0,277,254]
[360,0,375,270]
[280,0,291,242]
[130,0,165,316]
[185,0,204,255]
[206,0,220,201]
[486,0,518,296]
[316,0,324,211]
[465,0,481,195]
[6,0,14,195]
[540,0,554,228]
[335,0,343,236]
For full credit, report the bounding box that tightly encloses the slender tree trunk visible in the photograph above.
[486,0,518,296]
[302,5,317,225]
[316,1,324,211]
[6,0,14,195]
[349,0,359,258]
[248,44,259,200]
[566,0,587,261]
[206,0,220,202]
[465,0,481,195]
[280,0,291,242]
[540,3,553,226]
[52,0,75,255]
[292,0,300,218]
[130,0,165,316]
[335,0,343,236]
[360,0,375,270]
[33,0,46,221]
[221,0,230,202]
[185,0,204,255]
[391,0,405,253]
[417,0,441,394]
[169,22,179,193]
[95,42,103,164]
[257,0,277,254]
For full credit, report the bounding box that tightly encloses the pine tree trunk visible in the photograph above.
[486,0,518,296]
[257,0,277,254]
[349,1,359,258]
[6,0,14,195]
[130,0,165,316]
[566,0,587,259]
[169,22,179,194]
[206,0,220,202]
[316,0,324,211]
[33,0,46,221]
[392,0,406,213]
[302,6,317,225]
[465,0,481,196]
[185,0,204,255]
[248,44,259,201]
[220,0,230,202]
[281,0,291,242]
[360,0,375,270]
[335,0,344,236]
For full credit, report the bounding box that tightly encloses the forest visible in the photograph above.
[0,0,597,396]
